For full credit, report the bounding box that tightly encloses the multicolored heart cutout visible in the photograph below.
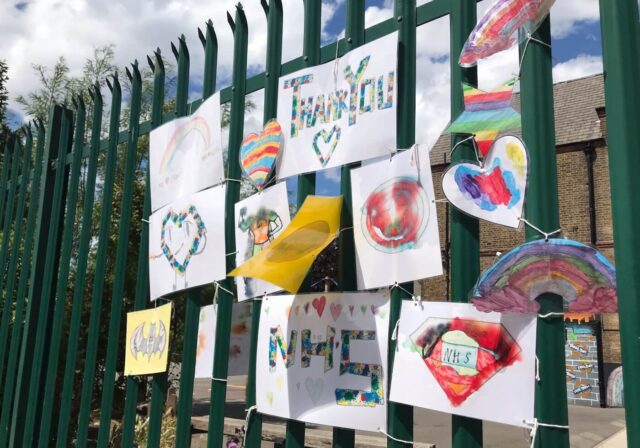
[442,135,528,228]
[160,205,206,274]
[312,125,341,167]
[240,119,283,190]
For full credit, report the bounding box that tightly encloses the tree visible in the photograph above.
[0,59,11,148]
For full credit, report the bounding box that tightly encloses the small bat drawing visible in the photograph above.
[130,321,168,361]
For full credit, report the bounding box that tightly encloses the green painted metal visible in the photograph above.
[37,97,87,447]
[54,84,103,448]
[0,129,33,390]
[286,1,321,445]
[0,124,45,446]
[20,106,73,447]
[171,34,204,448]
[333,1,364,446]
[9,105,71,447]
[145,49,168,448]
[96,62,143,448]
[75,75,122,448]
[598,1,640,445]
[519,18,569,448]
[449,1,482,446]
[244,1,282,445]
[0,139,21,383]
[207,7,247,448]
[386,0,415,447]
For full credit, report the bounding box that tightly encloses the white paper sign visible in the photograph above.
[149,92,224,211]
[351,145,443,289]
[148,185,226,301]
[195,302,253,378]
[390,302,536,428]
[257,292,390,432]
[276,33,397,179]
[234,182,291,301]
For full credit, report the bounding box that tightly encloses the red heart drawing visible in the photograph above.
[312,296,327,318]
[330,303,342,321]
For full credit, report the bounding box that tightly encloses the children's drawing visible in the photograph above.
[390,302,536,428]
[472,239,618,314]
[234,182,291,301]
[459,0,556,67]
[442,135,527,228]
[230,195,341,294]
[361,177,429,253]
[240,119,283,190]
[445,79,521,156]
[195,302,252,378]
[256,292,389,432]
[149,92,224,211]
[351,145,442,289]
[149,185,226,301]
[276,32,397,179]
[125,303,172,375]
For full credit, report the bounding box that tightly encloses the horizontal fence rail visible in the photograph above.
[0,0,638,447]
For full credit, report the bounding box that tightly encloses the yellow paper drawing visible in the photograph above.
[229,195,342,293]
[124,303,172,375]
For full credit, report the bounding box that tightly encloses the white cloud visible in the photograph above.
[552,54,603,82]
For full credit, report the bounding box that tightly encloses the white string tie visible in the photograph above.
[432,198,449,203]
[535,355,540,382]
[537,311,564,319]
[391,282,416,300]
[141,218,150,224]
[226,250,239,257]
[378,427,414,445]
[449,135,481,164]
[391,320,400,341]
[224,178,243,183]
[242,405,258,447]
[518,217,562,241]
[213,281,236,301]
[211,376,228,383]
[524,418,569,448]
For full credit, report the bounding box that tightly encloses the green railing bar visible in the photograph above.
[387,0,415,446]
[333,2,364,447]
[0,123,45,445]
[55,84,103,448]
[0,141,12,229]
[449,0,482,446]
[172,33,204,448]
[0,139,20,384]
[207,5,247,447]
[75,75,122,448]
[286,1,320,445]
[0,129,32,392]
[20,106,73,446]
[598,0,640,446]
[519,17,569,448]
[10,105,71,446]
[96,62,143,448]
[145,49,168,448]
[245,0,282,445]
[37,97,87,446]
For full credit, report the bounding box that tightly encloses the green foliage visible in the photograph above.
[0,59,13,148]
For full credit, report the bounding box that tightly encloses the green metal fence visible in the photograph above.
[0,0,639,447]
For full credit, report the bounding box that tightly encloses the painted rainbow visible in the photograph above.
[471,239,617,314]
[160,116,211,173]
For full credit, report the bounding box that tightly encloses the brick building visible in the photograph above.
[419,73,622,407]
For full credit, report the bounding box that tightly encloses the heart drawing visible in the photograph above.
[442,135,528,228]
[160,205,207,276]
[240,119,283,190]
[330,303,342,321]
[312,125,341,167]
[312,296,327,318]
[305,377,324,404]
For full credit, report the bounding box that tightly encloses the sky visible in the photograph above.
[1,0,606,194]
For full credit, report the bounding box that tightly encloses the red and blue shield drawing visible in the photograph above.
[411,317,522,406]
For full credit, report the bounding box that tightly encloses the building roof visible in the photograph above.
[429,73,605,166]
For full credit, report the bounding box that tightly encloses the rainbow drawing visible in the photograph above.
[459,0,556,67]
[446,79,521,156]
[240,120,283,189]
[160,116,212,174]
[472,239,617,314]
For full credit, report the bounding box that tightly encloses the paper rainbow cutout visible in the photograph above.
[472,239,617,314]
[240,120,283,189]
[459,0,556,68]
